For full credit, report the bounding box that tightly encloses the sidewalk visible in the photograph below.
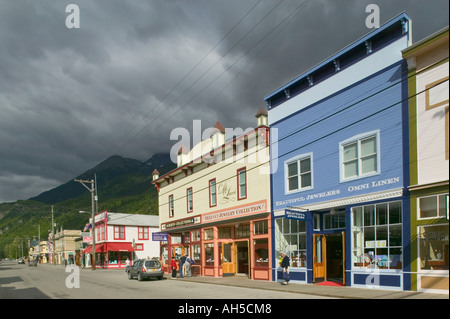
[167,274,448,299]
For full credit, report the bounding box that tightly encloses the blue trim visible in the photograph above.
[264,12,410,102]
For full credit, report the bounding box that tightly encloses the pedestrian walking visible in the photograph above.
[185,255,192,277]
[179,257,184,278]
[171,258,177,279]
[281,252,290,285]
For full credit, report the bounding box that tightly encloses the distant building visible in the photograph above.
[83,211,160,269]
[402,26,449,294]
[54,229,81,265]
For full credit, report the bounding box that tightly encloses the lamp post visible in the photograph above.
[75,177,97,270]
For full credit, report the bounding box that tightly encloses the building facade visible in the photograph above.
[54,230,81,265]
[402,26,449,294]
[153,110,272,280]
[83,211,160,269]
[265,13,413,290]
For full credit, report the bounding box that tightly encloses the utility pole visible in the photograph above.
[74,178,96,270]
[51,206,55,266]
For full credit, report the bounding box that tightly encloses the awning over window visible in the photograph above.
[83,242,134,254]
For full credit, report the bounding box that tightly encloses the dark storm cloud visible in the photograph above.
[0,0,448,202]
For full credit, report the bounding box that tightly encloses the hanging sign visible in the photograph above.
[285,209,307,221]
[152,233,169,241]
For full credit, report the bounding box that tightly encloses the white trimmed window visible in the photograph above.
[285,154,312,194]
[340,131,380,182]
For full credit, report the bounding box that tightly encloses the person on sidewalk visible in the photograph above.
[281,252,290,285]
[171,258,178,279]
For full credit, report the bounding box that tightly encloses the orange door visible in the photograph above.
[222,242,235,276]
[313,234,326,283]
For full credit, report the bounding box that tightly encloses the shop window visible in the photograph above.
[418,224,449,271]
[191,230,201,242]
[419,194,449,219]
[323,209,346,230]
[108,251,119,264]
[254,239,269,267]
[204,228,214,241]
[275,218,307,268]
[254,220,268,235]
[340,131,379,181]
[192,244,201,263]
[114,226,125,240]
[171,234,182,244]
[235,224,250,239]
[204,243,214,266]
[183,233,190,244]
[138,227,149,240]
[352,201,402,270]
[120,252,131,265]
[285,154,312,193]
[219,227,231,239]
[162,247,168,265]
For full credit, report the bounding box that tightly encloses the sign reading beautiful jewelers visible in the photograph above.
[202,200,267,223]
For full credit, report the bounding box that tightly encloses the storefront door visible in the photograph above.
[222,242,236,276]
[313,234,326,283]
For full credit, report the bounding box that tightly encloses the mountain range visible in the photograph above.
[0,153,175,258]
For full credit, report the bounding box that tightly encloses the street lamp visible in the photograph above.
[75,176,97,270]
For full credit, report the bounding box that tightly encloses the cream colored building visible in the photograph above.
[403,26,449,294]
[54,230,81,265]
[153,109,272,280]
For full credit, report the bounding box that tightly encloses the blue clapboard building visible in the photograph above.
[266,13,413,290]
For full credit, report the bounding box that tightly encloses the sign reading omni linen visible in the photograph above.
[203,201,267,223]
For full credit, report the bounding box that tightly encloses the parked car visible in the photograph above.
[18,258,25,264]
[127,258,164,281]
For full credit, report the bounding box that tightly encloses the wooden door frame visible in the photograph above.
[313,234,326,283]
[221,242,236,276]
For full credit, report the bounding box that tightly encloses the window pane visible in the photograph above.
[376,204,388,225]
[364,205,375,226]
[291,220,298,233]
[343,143,357,161]
[389,224,402,247]
[360,136,376,157]
[299,158,310,173]
[418,225,449,270]
[419,196,437,218]
[288,162,298,177]
[288,176,298,191]
[389,201,402,224]
[301,172,311,188]
[344,160,358,178]
[389,248,402,269]
[438,195,448,217]
[361,155,377,174]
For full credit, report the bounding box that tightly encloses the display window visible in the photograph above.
[254,239,269,267]
[275,218,307,268]
[352,201,402,270]
[418,224,449,271]
[205,243,214,266]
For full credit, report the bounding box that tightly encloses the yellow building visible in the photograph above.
[403,26,449,294]
[153,109,272,280]
[54,230,81,265]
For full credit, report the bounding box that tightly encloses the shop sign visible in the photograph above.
[152,233,169,241]
[285,209,307,221]
[202,200,266,223]
[365,240,387,248]
[83,236,92,243]
[162,216,201,230]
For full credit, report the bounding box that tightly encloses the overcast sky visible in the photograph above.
[0,0,448,203]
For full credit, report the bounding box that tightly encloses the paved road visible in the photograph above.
[0,261,337,300]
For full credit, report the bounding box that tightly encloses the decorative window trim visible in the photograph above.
[209,179,217,208]
[187,187,193,213]
[114,225,126,240]
[339,130,381,183]
[169,194,174,218]
[284,153,313,195]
